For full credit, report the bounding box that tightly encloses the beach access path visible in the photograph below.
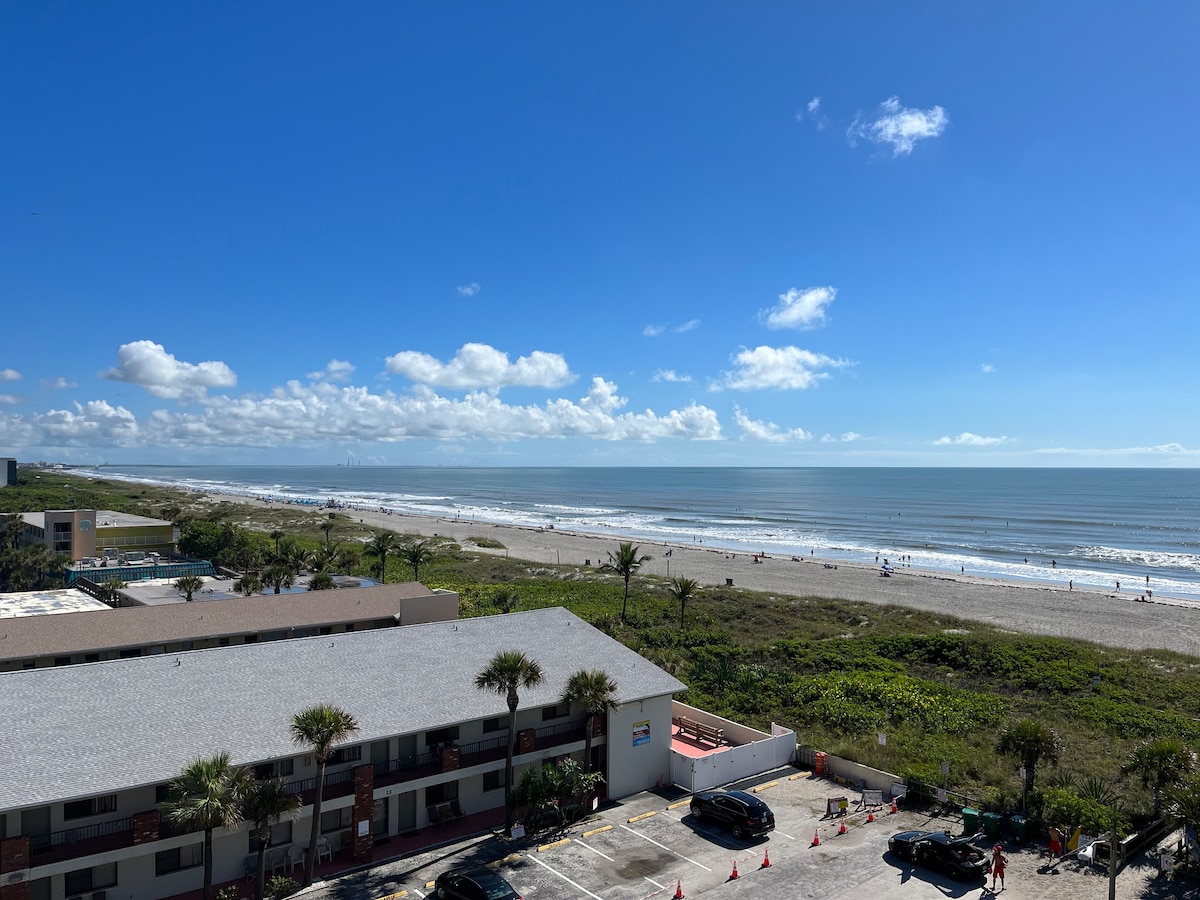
[226,495,1200,658]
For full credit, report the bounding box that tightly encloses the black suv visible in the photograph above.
[689,789,775,839]
[434,867,522,899]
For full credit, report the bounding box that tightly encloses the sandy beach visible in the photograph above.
[223,494,1200,658]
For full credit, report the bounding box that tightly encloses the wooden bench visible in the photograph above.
[673,715,725,747]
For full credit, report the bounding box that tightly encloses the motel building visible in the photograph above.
[0,607,691,900]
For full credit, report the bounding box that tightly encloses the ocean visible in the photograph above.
[80,466,1200,601]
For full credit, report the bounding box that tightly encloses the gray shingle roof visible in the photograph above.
[0,607,686,811]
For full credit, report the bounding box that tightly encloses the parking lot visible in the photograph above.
[304,767,1194,900]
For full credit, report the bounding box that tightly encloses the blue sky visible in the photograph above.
[3,2,1198,466]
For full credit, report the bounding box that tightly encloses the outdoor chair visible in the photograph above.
[286,845,305,873]
[244,853,258,880]
[316,836,333,864]
[450,799,466,824]
[267,848,286,875]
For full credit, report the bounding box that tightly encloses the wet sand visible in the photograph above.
[224,495,1200,658]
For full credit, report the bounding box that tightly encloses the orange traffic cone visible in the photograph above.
[890,798,898,814]
[812,829,821,847]
[674,879,684,899]
[762,848,772,868]
[838,815,847,835]
[867,809,875,823]
[730,860,739,880]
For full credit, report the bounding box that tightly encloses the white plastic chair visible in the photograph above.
[286,845,306,873]
[267,848,286,875]
[316,836,333,864]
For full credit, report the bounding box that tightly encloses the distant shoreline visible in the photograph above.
[210,489,1200,658]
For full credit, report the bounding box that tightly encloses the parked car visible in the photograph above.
[434,867,522,900]
[888,830,988,881]
[689,789,776,839]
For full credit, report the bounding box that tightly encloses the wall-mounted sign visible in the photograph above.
[633,720,650,747]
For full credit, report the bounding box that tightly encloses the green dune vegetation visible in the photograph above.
[5,471,1200,836]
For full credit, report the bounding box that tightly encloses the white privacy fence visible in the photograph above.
[669,706,796,794]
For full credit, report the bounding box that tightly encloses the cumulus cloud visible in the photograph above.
[760,286,836,330]
[848,96,948,156]
[457,283,481,297]
[717,345,852,391]
[652,370,692,383]
[643,324,665,337]
[0,369,20,381]
[645,320,699,337]
[103,341,237,401]
[385,343,574,390]
[44,377,77,389]
[734,406,811,442]
[981,363,996,374]
[822,431,861,443]
[307,359,356,383]
[0,395,21,405]
[934,432,1009,446]
[0,401,141,447]
[675,319,701,333]
[808,97,821,115]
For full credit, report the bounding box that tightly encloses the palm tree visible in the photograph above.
[269,529,285,557]
[319,520,336,547]
[1166,772,1200,835]
[668,576,700,630]
[475,650,545,833]
[560,669,619,774]
[1,514,24,550]
[364,532,398,583]
[400,540,436,583]
[279,539,312,575]
[241,776,300,900]
[175,575,205,601]
[493,588,520,614]
[1121,737,1195,817]
[262,564,294,595]
[232,573,263,596]
[601,542,652,623]
[291,705,359,887]
[163,753,247,900]
[308,572,335,591]
[997,718,1063,804]
[94,577,126,606]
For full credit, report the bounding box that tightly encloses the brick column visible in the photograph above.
[132,810,160,845]
[0,837,30,900]
[351,764,375,862]
[517,729,536,755]
[439,746,461,773]
[592,715,606,738]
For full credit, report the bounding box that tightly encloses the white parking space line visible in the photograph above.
[644,877,665,890]
[775,830,796,840]
[525,851,607,899]
[619,823,712,871]
[575,839,615,861]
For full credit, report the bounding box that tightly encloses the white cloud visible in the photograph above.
[307,359,356,383]
[848,96,948,156]
[734,406,811,442]
[457,283,481,297]
[821,431,862,443]
[643,324,665,337]
[103,341,237,401]
[808,97,821,115]
[981,363,996,374]
[0,369,20,381]
[717,345,852,391]
[675,319,701,333]
[0,395,21,405]
[385,343,574,390]
[653,370,692,383]
[760,286,836,330]
[44,377,77,389]
[934,432,1010,446]
[0,400,141,447]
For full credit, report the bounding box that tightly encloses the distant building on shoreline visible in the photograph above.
[0,457,16,487]
[8,508,178,562]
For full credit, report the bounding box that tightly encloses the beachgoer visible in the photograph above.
[1048,825,1063,861]
[1051,560,1057,568]
[1148,589,1153,600]
[1146,575,1150,586]
[1116,580,1120,591]
[990,844,1008,891]
[1069,580,1073,591]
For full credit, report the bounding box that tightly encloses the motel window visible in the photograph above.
[344,623,355,632]
[426,726,459,747]
[483,771,502,792]
[21,660,34,669]
[542,703,570,722]
[219,637,231,646]
[482,718,504,733]
[320,807,352,833]
[253,759,294,779]
[155,843,203,876]
[82,653,100,663]
[64,795,117,820]
[64,862,117,894]
[156,783,172,805]
[54,657,70,667]
[426,781,458,804]
[242,635,258,644]
[118,648,142,659]
[248,821,292,852]
[328,745,362,766]
[318,626,333,636]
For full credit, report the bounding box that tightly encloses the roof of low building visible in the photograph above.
[18,509,173,528]
[0,589,109,619]
[0,581,441,660]
[0,606,686,811]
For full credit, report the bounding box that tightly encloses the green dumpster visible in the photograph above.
[962,808,980,834]
[1010,814,1028,841]
[982,812,1002,838]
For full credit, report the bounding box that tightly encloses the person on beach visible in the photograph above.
[1069,580,1073,591]
[1048,825,1063,862]
[990,844,1008,891]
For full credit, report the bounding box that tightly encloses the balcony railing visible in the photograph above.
[284,767,357,805]
[29,817,133,865]
[373,750,438,789]
[458,735,509,769]
[535,717,587,750]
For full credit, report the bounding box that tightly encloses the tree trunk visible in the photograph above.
[505,701,518,833]
[621,580,630,622]
[583,713,594,774]
[303,761,326,886]
[255,832,268,900]
[203,826,214,900]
